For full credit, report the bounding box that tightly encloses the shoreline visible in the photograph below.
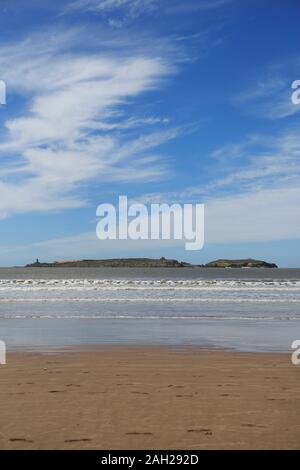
[0,346,299,450]
[5,343,292,355]
[4,343,293,353]
[1,314,297,353]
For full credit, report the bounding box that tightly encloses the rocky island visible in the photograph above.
[26,257,189,268]
[203,258,278,268]
[26,257,278,268]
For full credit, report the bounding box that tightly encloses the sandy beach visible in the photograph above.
[0,347,299,450]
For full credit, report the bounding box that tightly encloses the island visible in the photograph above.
[203,258,278,268]
[26,257,278,268]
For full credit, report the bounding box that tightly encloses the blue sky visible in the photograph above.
[0,0,299,267]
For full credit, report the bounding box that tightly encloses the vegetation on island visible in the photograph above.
[26,257,278,268]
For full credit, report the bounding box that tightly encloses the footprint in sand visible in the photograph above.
[267,398,286,401]
[9,438,34,443]
[187,429,213,436]
[116,383,134,386]
[64,438,92,443]
[176,394,193,398]
[241,424,266,428]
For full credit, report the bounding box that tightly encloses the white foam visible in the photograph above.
[1,314,300,321]
[0,278,300,291]
[0,296,300,303]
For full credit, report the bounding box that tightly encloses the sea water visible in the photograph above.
[0,267,299,352]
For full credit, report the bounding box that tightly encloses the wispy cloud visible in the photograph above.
[2,118,299,258]
[66,0,233,23]
[206,184,300,243]
[165,0,233,14]
[233,63,300,119]
[132,124,300,243]
[208,126,300,193]
[0,27,179,218]
[1,231,183,265]
[66,0,158,20]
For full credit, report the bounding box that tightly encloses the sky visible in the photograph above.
[0,0,299,267]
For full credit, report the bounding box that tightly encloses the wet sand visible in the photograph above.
[0,347,299,449]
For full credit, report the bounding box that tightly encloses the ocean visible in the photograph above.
[0,267,300,352]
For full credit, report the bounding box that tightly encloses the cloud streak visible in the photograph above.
[233,64,300,120]
[0,27,179,217]
[66,0,233,23]
[132,124,300,244]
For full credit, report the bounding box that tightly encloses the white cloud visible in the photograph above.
[130,125,300,243]
[165,0,233,14]
[206,185,300,243]
[207,126,300,193]
[2,122,300,260]
[234,70,300,120]
[66,0,158,19]
[66,0,233,23]
[130,183,300,246]
[0,28,178,217]
[4,180,298,264]
[1,230,183,266]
